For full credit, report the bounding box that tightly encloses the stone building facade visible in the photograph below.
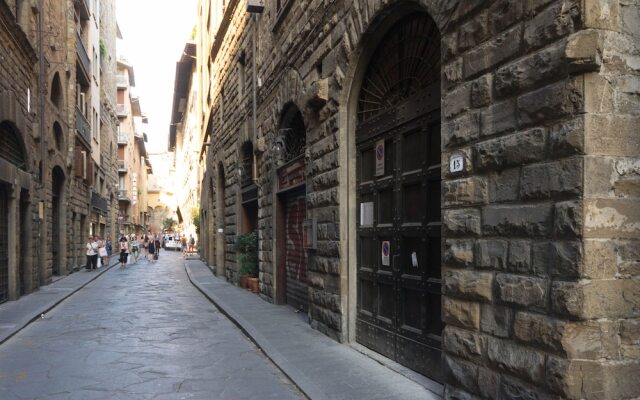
[195,0,639,398]
[1,0,119,303]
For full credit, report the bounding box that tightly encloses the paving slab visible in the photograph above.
[0,260,118,345]
[185,259,444,400]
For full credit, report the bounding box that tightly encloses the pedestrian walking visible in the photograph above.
[148,239,156,263]
[98,236,109,268]
[188,234,195,253]
[181,234,188,258]
[86,236,99,271]
[130,235,139,263]
[118,236,129,270]
[105,236,113,265]
[154,236,161,260]
[142,234,150,260]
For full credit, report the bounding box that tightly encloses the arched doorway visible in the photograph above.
[215,162,226,277]
[274,104,308,311]
[51,167,65,276]
[354,13,443,381]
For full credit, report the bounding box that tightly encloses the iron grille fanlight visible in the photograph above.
[274,127,306,166]
[357,14,441,124]
[0,122,27,170]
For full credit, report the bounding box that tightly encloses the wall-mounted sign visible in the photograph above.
[375,139,385,177]
[381,241,390,266]
[360,202,374,227]
[449,154,464,173]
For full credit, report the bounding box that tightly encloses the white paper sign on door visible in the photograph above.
[360,202,374,227]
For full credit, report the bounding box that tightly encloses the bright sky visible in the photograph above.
[115,0,198,154]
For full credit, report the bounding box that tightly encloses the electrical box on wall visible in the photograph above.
[303,217,317,251]
[246,0,264,13]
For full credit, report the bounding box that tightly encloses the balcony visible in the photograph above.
[117,159,127,172]
[117,190,130,202]
[116,103,127,118]
[76,32,90,84]
[117,133,128,145]
[116,74,128,88]
[75,108,91,144]
[91,192,108,214]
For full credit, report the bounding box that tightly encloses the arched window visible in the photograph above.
[277,104,305,164]
[53,121,64,152]
[50,72,63,108]
[0,121,27,170]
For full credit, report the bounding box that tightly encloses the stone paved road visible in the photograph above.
[0,251,304,400]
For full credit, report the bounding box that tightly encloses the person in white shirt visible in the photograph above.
[86,236,99,271]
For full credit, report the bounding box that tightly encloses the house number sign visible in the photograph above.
[449,154,464,173]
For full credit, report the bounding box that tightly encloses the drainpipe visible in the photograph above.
[251,14,257,148]
[38,0,46,185]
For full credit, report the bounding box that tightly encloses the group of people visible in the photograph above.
[85,236,113,271]
[118,233,163,269]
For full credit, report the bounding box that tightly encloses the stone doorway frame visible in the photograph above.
[338,2,447,345]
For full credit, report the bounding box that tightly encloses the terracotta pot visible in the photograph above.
[248,277,259,293]
[239,276,249,289]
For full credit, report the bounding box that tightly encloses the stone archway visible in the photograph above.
[341,7,444,382]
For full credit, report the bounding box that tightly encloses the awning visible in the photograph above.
[176,206,183,224]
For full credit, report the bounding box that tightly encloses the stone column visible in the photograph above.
[7,184,18,300]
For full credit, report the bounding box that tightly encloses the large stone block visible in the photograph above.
[479,100,517,138]
[443,325,486,360]
[488,168,520,203]
[619,319,640,359]
[500,375,553,400]
[458,10,491,51]
[443,113,480,148]
[551,241,583,278]
[562,320,619,360]
[488,0,524,34]
[507,240,532,274]
[552,280,640,319]
[443,176,488,206]
[443,296,481,329]
[480,303,513,338]
[474,128,547,171]
[445,356,480,395]
[523,0,580,50]
[549,116,585,157]
[444,208,482,237]
[495,40,567,98]
[475,239,508,270]
[444,239,475,268]
[514,311,565,353]
[496,273,547,309]
[517,78,584,127]
[470,74,492,108]
[487,337,545,383]
[444,83,471,119]
[584,198,640,239]
[443,268,494,302]
[483,204,552,237]
[554,200,583,237]
[583,0,620,30]
[585,115,640,157]
[463,25,522,78]
[520,158,583,200]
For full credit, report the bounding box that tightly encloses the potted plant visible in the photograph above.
[235,231,259,292]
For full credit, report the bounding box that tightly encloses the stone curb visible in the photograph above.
[184,262,324,400]
[0,260,119,345]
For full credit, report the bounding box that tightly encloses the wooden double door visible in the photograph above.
[355,97,443,382]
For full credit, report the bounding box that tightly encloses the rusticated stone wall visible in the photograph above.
[198,0,640,398]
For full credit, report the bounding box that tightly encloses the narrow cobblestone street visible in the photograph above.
[0,251,303,400]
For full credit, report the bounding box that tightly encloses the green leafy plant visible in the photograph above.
[191,207,200,235]
[235,231,258,277]
[99,39,106,59]
[162,218,177,232]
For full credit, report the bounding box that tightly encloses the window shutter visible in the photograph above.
[86,157,94,186]
[74,147,83,178]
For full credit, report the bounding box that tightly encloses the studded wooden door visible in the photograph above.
[0,185,9,303]
[284,188,308,312]
[355,13,443,382]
